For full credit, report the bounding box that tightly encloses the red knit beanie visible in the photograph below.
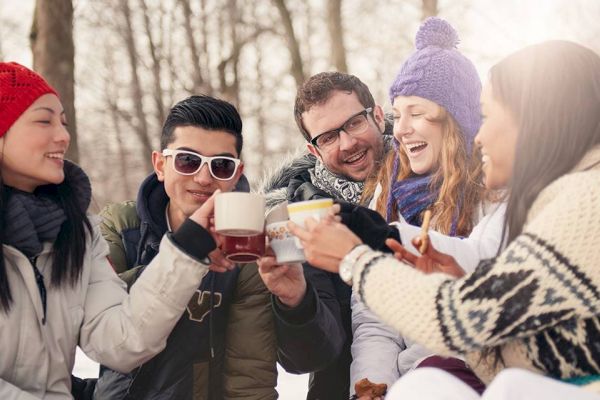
[0,62,58,137]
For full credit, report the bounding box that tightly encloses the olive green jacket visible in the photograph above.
[99,200,278,400]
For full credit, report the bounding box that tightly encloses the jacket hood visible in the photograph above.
[257,150,317,210]
[136,173,169,239]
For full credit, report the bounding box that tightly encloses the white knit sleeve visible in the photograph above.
[354,172,600,356]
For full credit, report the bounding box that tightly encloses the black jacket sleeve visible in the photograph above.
[276,178,396,375]
[273,265,346,374]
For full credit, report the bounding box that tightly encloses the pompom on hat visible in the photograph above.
[0,62,58,137]
[389,17,481,150]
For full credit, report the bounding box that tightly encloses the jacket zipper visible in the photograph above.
[29,256,47,325]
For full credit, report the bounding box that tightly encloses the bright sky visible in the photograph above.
[462,0,599,77]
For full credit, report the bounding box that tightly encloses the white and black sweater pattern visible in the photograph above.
[353,145,600,384]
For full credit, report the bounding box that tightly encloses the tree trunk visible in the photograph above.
[227,0,240,107]
[327,0,348,72]
[30,0,78,163]
[119,0,153,172]
[200,0,212,92]
[253,7,266,173]
[180,0,207,94]
[103,47,134,200]
[217,0,241,107]
[422,0,438,19]
[139,0,166,127]
[303,2,314,72]
[272,0,305,88]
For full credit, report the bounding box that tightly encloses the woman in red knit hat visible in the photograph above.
[0,62,233,398]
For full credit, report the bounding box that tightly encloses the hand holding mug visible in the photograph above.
[288,217,362,273]
[189,189,220,230]
[257,254,306,308]
[185,190,234,272]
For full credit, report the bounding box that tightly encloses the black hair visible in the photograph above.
[492,41,600,245]
[160,95,243,156]
[480,40,600,369]
[0,174,92,313]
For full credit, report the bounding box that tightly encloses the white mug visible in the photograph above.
[266,221,306,264]
[215,192,265,237]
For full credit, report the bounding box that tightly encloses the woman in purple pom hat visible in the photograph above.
[348,17,503,398]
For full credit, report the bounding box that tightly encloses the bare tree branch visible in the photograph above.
[272,0,305,88]
[139,0,166,126]
[119,0,153,172]
[179,0,210,94]
[200,0,212,92]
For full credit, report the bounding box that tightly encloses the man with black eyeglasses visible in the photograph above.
[258,72,395,400]
[93,95,277,400]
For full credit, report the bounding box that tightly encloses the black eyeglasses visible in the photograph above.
[162,149,241,180]
[309,107,374,150]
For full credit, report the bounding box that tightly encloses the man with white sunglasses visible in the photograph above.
[93,95,277,400]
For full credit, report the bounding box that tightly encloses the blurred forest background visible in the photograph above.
[1,0,599,210]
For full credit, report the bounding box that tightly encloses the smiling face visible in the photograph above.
[153,126,244,230]
[0,94,69,192]
[303,90,385,182]
[475,82,519,190]
[392,96,444,175]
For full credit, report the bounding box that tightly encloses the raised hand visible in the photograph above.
[288,217,362,273]
[257,254,306,307]
[189,189,220,229]
[207,247,234,273]
[187,190,234,272]
[385,238,465,278]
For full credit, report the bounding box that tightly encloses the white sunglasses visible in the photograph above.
[162,149,240,180]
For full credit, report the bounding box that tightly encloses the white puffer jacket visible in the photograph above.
[0,218,210,400]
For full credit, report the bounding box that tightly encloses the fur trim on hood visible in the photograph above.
[257,149,317,211]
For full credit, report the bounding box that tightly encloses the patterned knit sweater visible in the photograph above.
[352,145,600,384]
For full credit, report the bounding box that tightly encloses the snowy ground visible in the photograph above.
[73,348,309,399]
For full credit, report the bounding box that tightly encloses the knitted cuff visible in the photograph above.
[169,219,216,263]
[353,251,387,302]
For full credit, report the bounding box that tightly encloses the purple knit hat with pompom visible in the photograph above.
[389,17,481,151]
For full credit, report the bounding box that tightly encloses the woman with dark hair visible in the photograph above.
[0,62,232,399]
[290,39,600,397]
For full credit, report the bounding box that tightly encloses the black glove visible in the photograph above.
[335,201,400,253]
[71,375,97,400]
